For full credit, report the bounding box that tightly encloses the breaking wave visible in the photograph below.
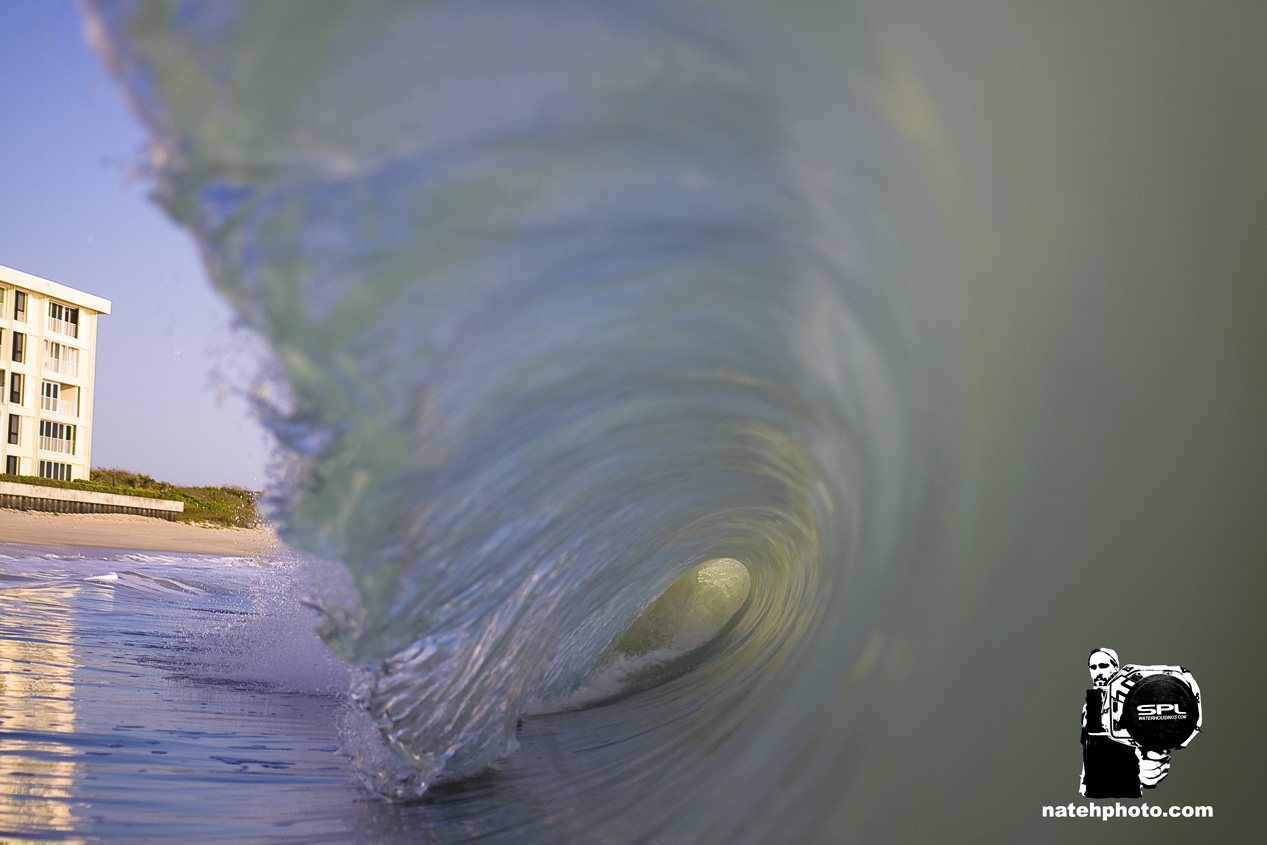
[87,1,963,840]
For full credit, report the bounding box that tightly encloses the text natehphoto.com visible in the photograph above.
[1042,803,1213,820]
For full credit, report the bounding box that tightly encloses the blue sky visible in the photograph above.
[0,1,272,487]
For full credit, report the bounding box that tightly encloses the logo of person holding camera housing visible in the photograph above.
[1080,648,1202,799]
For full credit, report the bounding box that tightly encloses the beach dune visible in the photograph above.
[0,508,282,556]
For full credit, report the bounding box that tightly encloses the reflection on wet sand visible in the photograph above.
[0,580,86,844]
[0,552,369,842]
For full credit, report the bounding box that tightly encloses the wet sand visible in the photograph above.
[0,508,283,555]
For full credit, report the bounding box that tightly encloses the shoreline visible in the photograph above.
[0,508,284,556]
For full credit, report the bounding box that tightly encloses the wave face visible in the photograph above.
[87,1,960,840]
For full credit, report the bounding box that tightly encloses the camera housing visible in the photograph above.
[1098,665,1202,752]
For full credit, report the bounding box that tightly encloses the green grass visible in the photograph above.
[0,469,263,529]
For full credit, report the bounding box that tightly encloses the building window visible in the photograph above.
[5,455,17,475]
[40,381,75,415]
[8,372,21,405]
[48,302,80,339]
[12,331,24,363]
[38,460,73,481]
[13,290,25,322]
[39,420,76,455]
[7,413,19,445]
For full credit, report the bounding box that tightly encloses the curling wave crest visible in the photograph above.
[87,1,960,840]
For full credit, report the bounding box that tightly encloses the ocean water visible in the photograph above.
[12,0,1264,841]
[0,547,360,842]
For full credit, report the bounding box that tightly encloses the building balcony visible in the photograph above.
[38,437,75,455]
[46,317,79,339]
[42,358,79,378]
[41,397,78,416]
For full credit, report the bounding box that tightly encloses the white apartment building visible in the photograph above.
[0,264,111,482]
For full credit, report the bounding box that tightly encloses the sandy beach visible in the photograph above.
[0,508,284,555]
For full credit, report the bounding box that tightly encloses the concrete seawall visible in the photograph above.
[0,480,185,521]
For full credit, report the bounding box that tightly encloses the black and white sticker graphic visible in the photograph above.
[1080,648,1202,799]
